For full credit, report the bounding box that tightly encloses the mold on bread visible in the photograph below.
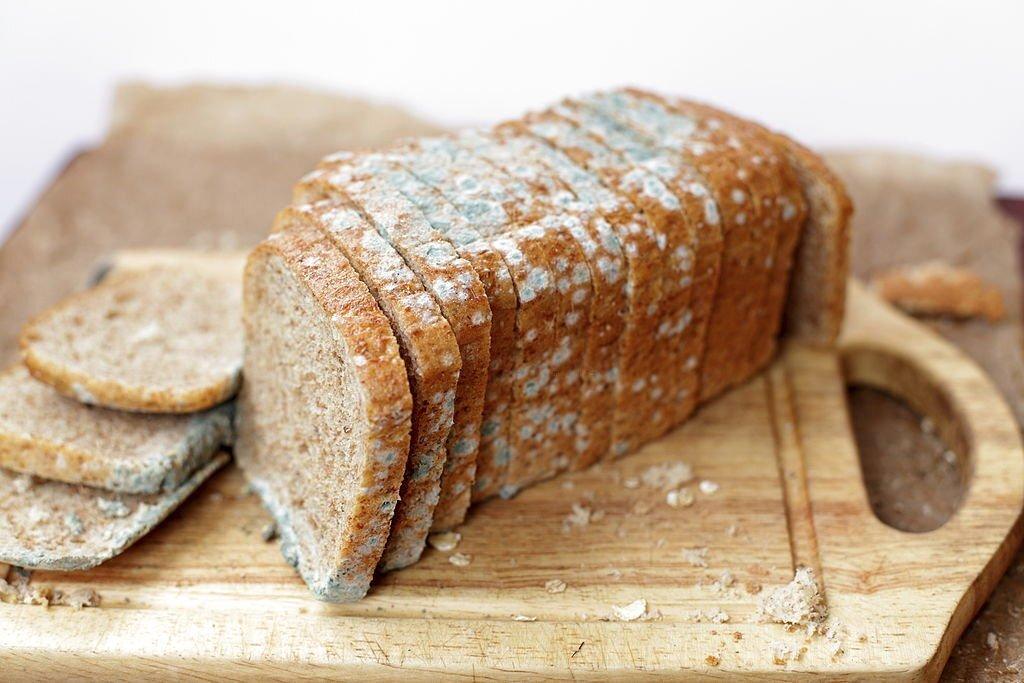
[0,453,228,571]
[0,364,232,493]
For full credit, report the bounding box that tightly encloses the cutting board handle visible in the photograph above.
[840,281,1023,537]
[838,281,1024,673]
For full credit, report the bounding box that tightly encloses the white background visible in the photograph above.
[2,0,1023,239]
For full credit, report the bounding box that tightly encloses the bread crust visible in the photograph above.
[238,223,412,600]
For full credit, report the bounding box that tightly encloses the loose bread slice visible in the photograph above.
[21,256,244,413]
[295,156,491,531]
[236,225,412,601]
[92,248,249,284]
[276,203,460,570]
[0,364,232,493]
[657,95,852,346]
[0,453,228,571]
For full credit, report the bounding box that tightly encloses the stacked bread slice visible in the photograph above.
[1,251,242,571]
[239,89,852,601]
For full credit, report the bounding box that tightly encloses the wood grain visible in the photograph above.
[1,284,1020,680]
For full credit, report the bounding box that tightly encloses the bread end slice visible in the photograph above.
[773,137,853,346]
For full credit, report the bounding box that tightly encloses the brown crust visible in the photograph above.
[239,224,412,600]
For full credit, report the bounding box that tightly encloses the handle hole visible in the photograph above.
[843,348,970,532]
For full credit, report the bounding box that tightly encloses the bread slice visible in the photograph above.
[657,95,852,346]
[21,255,244,413]
[276,203,460,570]
[596,90,790,401]
[398,135,593,493]
[236,224,412,601]
[0,453,228,571]
[0,364,232,493]
[311,153,520,505]
[91,248,249,284]
[295,155,491,531]
[469,128,629,468]
[551,99,709,430]
[653,96,808,388]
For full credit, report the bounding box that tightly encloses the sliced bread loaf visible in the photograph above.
[236,224,412,601]
[21,255,244,413]
[0,453,228,571]
[0,364,232,493]
[277,202,461,570]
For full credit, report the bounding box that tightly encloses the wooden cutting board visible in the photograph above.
[2,282,1021,680]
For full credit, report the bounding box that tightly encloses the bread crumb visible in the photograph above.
[987,632,1000,651]
[705,654,720,666]
[639,462,694,490]
[545,579,567,594]
[55,587,101,610]
[512,614,537,622]
[871,260,1006,322]
[699,480,719,496]
[666,488,695,507]
[682,546,709,568]
[611,598,647,621]
[758,567,828,627]
[448,552,472,567]
[260,522,278,542]
[771,641,797,665]
[428,531,461,552]
[726,523,740,537]
[563,502,594,532]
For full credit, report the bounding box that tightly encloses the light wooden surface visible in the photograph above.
[1,282,1020,680]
